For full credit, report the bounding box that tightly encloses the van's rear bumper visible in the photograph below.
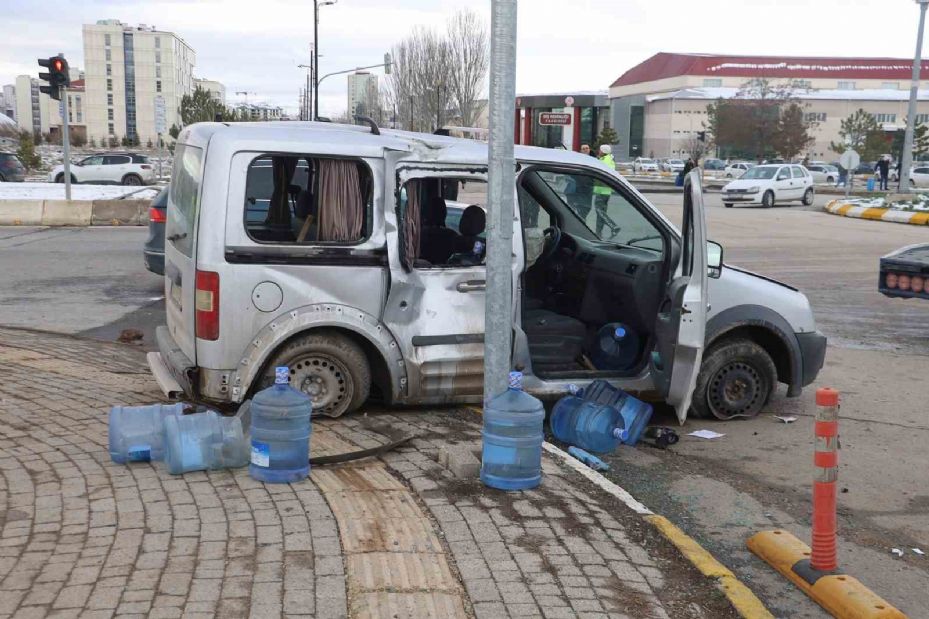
[151,325,196,398]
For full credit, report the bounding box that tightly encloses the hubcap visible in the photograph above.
[708,361,763,419]
[288,354,352,415]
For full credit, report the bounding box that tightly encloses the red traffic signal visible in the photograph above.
[38,55,70,100]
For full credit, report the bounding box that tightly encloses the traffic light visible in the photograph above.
[697,131,706,143]
[384,52,392,75]
[38,55,70,101]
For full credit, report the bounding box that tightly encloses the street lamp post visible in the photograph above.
[900,0,929,192]
[313,0,337,121]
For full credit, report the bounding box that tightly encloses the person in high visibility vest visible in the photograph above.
[593,144,615,236]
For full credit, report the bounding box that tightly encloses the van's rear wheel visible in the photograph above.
[691,339,777,420]
[261,331,371,418]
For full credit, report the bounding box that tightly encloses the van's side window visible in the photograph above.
[398,177,487,269]
[243,154,372,245]
[167,144,203,257]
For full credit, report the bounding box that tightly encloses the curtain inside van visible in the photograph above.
[400,179,421,270]
[317,159,364,242]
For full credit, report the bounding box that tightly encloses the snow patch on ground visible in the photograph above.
[841,193,929,212]
[0,183,160,201]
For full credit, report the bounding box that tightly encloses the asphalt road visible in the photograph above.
[0,189,926,616]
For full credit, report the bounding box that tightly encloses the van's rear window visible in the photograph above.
[167,144,203,257]
[243,155,371,245]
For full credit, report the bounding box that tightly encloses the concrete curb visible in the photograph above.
[0,199,149,226]
[465,406,773,618]
[824,200,929,226]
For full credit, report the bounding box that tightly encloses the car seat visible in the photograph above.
[522,309,586,374]
[419,196,460,264]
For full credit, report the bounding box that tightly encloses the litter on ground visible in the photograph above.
[688,429,725,439]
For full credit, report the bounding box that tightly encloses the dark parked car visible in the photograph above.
[0,152,26,182]
[144,186,168,275]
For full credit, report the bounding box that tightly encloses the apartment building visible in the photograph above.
[1,85,15,122]
[347,72,379,118]
[14,75,49,136]
[233,102,284,121]
[610,53,929,159]
[194,78,226,104]
[82,20,196,144]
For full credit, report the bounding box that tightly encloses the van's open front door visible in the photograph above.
[649,170,708,423]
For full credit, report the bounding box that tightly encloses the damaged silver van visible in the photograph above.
[148,121,826,423]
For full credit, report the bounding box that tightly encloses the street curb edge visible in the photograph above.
[823,200,929,225]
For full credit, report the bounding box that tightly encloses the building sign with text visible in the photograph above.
[538,112,572,126]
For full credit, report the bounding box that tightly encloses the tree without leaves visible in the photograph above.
[680,133,708,162]
[773,102,816,160]
[446,9,488,128]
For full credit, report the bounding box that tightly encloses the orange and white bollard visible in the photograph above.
[811,387,839,572]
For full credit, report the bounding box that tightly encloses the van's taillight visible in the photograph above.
[195,270,220,341]
[149,207,166,223]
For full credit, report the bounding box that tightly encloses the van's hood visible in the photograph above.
[710,263,817,333]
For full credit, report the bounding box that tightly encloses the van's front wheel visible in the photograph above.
[691,339,777,420]
[260,331,371,417]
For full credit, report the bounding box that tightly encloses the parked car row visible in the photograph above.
[0,152,26,182]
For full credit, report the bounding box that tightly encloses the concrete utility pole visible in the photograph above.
[60,86,72,200]
[483,0,518,402]
[900,0,929,192]
[313,0,338,121]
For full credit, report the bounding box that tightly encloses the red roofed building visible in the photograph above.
[608,53,929,160]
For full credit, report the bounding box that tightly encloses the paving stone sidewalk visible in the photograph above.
[0,327,738,618]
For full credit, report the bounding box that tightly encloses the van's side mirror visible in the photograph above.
[708,240,723,277]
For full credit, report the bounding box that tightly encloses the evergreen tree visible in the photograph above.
[830,109,887,161]
[592,126,619,154]
[16,131,41,170]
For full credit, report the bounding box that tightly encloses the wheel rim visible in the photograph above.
[707,361,764,419]
[764,192,772,207]
[288,353,353,415]
[126,176,140,185]
[805,189,813,203]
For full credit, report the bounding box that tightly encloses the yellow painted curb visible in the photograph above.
[836,203,855,216]
[861,207,889,220]
[468,406,773,618]
[822,202,929,226]
[648,515,774,619]
[747,530,907,618]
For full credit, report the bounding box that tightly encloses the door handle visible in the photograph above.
[457,280,486,293]
[167,232,187,242]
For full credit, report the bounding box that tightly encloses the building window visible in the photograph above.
[805,112,827,123]
[105,34,111,46]
[155,65,161,78]
[105,48,111,62]
[106,78,112,91]
[108,122,114,134]
[915,114,929,124]
[155,37,161,49]
[882,82,900,90]
[874,113,897,124]
[702,78,722,87]
[837,81,856,90]
[155,51,161,64]
[794,80,812,89]
[107,93,113,105]
[108,109,114,121]
[156,81,162,93]
[107,64,113,76]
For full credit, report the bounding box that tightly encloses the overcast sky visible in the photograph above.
[1,0,923,116]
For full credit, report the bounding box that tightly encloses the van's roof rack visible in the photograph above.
[353,115,380,135]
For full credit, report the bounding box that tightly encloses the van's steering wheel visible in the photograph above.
[542,226,562,260]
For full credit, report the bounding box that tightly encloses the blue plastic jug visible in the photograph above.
[591,323,640,372]
[163,411,249,474]
[109,403,187,463]
[550,396,628,454]
[249,366,312,484]
[575,379,654,446]
[480,372,545,491]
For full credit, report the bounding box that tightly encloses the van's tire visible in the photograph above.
[802,187,815,206]
[761,190,775,208]
[260,331,371,418]
[55,173,77,184]
[691,339,777,420]
[122,174,142,186]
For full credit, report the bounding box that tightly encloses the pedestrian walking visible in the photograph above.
[877,156,890,191]
[593,145,615,236]
[566,149,594,222]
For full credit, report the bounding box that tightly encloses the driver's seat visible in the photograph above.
[522,308,586,374]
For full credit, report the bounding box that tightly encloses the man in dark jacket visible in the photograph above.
[876,156,890,191]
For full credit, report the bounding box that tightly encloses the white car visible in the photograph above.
[49,152,155,186]
[722,164,815,208]
[724,162,754,178]
[633,157,659,173]
[805,164,840,185]
[660,158,685,173]
[908,166,929,188]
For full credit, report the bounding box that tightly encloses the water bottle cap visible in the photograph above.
[274,366,290,385]
[612,427,629,441]
[567,383,580,395]
[614,326,626,339]
[508,371,523,390]
[473,240,484,254]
